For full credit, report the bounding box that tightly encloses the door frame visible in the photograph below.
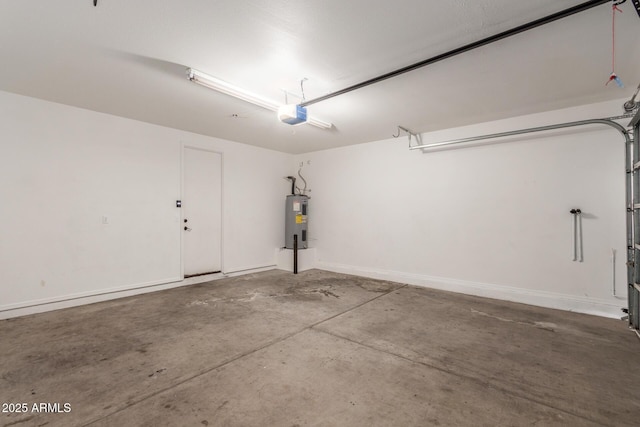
[180,143,224,279]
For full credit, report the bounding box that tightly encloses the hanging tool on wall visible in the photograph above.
[606,1,626,87]
[570,209,584,262]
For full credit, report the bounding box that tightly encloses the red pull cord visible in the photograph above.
[606,4,624,86]
[612,4,622,73]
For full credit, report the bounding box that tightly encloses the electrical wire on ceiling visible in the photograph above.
[281,79,308,104]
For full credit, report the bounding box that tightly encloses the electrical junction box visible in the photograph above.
[285,195,308,249]
[278,104,307,125]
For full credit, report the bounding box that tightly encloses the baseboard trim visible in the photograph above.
[0,265,276,320]
[315,261,625,319]
[275,248,317,272]
[223,264,277,276]
[3,262,625,320]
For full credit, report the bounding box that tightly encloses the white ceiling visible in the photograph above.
[1,1,639,154]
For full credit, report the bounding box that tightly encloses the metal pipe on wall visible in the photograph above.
[293,234,298,274]
[577,209,584,263]
[569,208,584,262]
[570,209,578,261]
[409,119,630,150]
[612,248,617,296]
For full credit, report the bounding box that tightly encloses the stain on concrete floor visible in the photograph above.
[0,269,638,426]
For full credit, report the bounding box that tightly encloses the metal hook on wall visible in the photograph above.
[393,126,421,147]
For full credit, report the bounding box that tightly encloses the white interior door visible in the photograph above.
[183,147,222,276]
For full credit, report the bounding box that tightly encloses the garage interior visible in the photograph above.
[2,1,640,426]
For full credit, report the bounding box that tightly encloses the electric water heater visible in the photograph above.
[285,195,308,249]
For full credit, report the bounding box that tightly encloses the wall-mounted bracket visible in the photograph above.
[393,126,422,147]
[624,82,640,112]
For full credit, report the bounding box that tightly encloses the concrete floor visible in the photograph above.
[1,270,639,427]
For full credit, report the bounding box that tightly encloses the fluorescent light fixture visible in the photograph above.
[307,115,333,130]
[187,68,332,130]
[188,68,279,111]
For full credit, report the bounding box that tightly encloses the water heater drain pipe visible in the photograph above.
[293,234,298,274]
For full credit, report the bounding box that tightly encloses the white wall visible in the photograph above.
[296,99,630,317]
[2,90,631,319]
[0,90,291,318]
